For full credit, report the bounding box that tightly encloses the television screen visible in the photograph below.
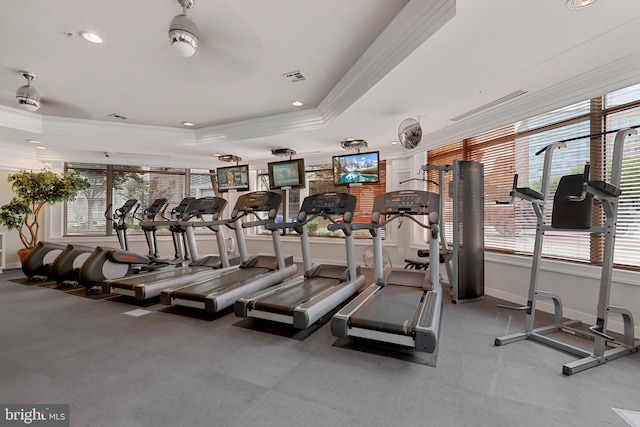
[268,158,306,190]
[332,151,379,185]
[217,164,250,192]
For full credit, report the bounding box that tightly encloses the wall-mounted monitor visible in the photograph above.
[217,164,250,192]
[268,158,306,190]
[332,151,379,186]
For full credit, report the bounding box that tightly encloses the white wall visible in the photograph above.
[1,150,639,339]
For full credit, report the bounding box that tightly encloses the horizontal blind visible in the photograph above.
[424,84,640,270]
[516,120,592,261]
[605,107,640,268]
[427,142,461,245]
[606,82,640,109]
[468,126,517,252]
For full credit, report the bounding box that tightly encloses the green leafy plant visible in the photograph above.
[0,168,90,249]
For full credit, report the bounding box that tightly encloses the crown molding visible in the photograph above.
[0,1,455,150]
[420,50,640,152]
[318,0,456,123]
[37,116,196,156]
[0,142,43,170]
[192,0,456,144]
[0,105,42,134]
[194,108,326,144]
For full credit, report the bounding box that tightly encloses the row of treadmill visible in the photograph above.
[22,190,444,356]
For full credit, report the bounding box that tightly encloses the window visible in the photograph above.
[65,164,186,236]
[189,169,216,199]
[65,164,107,235]
[428,84,640,270]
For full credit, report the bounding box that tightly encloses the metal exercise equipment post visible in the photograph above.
[331,190,444,359]
[495,128,640,375]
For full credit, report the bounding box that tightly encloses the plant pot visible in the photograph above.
[17,247,31,263]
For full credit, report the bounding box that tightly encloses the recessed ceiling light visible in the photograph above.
[36,146,47,150]
[182,121,194,127]
[390,140,399,145]
[566,0,597,8]
[292,101,303,107]
[27,140,41,144]
[81,32,103,44]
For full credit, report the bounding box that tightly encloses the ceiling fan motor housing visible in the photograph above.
[169,14,199,56]
[16,85,40,111]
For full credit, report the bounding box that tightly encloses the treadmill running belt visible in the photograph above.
[110,266,210,287]
[350,285,424,335]
[171,267,269,300]
[253,277,341,315]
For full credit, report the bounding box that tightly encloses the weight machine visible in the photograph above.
[403,161,484,303]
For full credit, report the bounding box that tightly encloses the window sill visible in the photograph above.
[485,252,640,287]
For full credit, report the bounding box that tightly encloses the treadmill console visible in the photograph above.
[170,197,195,217]
[372,190,439,216]
[142,198,168,219]
[233,191,282,217]
[184,197,227,219]
[115,199,138,215]
[300,192,356,216]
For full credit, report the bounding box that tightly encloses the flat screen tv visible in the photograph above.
[332,151,379,186]
[217,164,250,192]
[268,158,306,190]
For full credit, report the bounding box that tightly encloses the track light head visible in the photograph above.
[16,71,40,112]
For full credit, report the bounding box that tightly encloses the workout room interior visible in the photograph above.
[1,1,640,426]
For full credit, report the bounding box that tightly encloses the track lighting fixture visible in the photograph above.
[340,138,368,151]
[169,0,199,57]
[16,71,40,112]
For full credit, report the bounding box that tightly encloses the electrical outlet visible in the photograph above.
[398,247,403,254]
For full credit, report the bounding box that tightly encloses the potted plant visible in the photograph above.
[0,168,90,260]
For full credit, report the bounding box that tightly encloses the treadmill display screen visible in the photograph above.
[386,195,421,208]
[301,193,357,215]
[235,191,282,213]
[185,197,227,217]
[373,191,438,215]
[146,198,168,214]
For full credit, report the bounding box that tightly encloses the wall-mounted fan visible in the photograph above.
[363,246,392,270]
[398,118,422,150]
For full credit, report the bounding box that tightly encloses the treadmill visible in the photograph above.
[235,192,365,329]
[101,197,237,300]
[161,191,297,313]
[331,190,444,354]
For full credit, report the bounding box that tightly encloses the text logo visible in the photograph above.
[0,405,69,427]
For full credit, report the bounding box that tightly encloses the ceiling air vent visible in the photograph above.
[450,90,528,122]
[283,70,306,83]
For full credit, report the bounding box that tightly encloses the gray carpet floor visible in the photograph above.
[1,267,639,427]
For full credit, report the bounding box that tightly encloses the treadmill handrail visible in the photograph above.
[354,213,432,230]
[177,218,228,228]
[264,212,338,232]
[242,219,273,228]
[326,221,353,236]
